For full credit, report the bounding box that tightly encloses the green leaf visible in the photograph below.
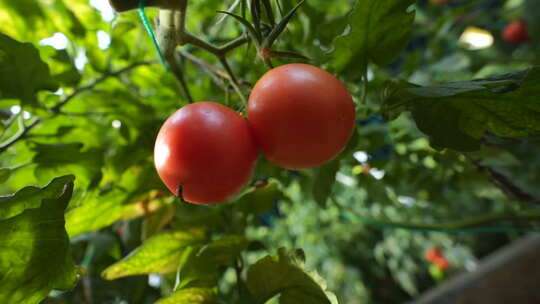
[0,167,11,184]
[217,11,262,43]
[101,227,206,280]
[236,181,282,215]
[381,67,540,151]
[251,0,262,40]
[52,0,86,37]
[155,288,217,304]
[54,66,82,87]
[65,158,166,237]
[312,159,340,206]
[31,142,103,189]
[262,0,306,49]
[142,199,176,239]
[0,32,58,107]
[66,173,168,237]
[177,235,249,289]
[0,175,78,304]
[246,248,338,304]
[330,0,415,75]
[0,174,74,220]
[261,0,276,27]
[312,130,359,206]
[1,0,45,29]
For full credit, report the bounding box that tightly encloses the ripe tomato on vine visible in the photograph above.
[154,102,257,204]
[247,63,356,170]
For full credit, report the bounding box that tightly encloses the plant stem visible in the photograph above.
[167,53,193,103]
[179,50,227,87]
[220,36,250,54]
[162,1,249,103]
[467,155,540,205]
[263,57,274,69]
[218,56,247,105]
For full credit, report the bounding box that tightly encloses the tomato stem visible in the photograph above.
[154,2,249,105]
[263,57,274,69]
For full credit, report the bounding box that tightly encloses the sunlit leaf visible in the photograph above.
[235,181,282,215]
[0,33,58,107]
[0,168,11,184]
[142,198,176,239]
[177,235,249,289]
[31,142,103,188]
[101,227,206,280]
[0,175,74,220]
[1,0,45,29]
[155,288,217,304]
[247,248,338,304]
[0,175,77,304]
[66,190,172,237]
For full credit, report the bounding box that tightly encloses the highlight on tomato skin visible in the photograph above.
[154,102,258,205]
[247,63,356,170]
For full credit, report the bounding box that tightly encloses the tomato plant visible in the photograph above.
[247,63,356,170]
[1,0,540,303]
[154,102,257,204]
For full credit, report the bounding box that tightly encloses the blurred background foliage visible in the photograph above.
[1,0,540,303]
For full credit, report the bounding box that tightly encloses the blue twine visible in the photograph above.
[139,0,170,70]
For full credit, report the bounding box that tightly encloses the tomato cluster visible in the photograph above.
[154,64,356,204]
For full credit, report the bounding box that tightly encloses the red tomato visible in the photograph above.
[502,21,529,44]
[434,257,450,270]
[154,102,257,204]
[247,63,356,169]
[425,247,443,262]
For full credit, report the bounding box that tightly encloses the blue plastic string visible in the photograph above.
[139,0,169,70]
